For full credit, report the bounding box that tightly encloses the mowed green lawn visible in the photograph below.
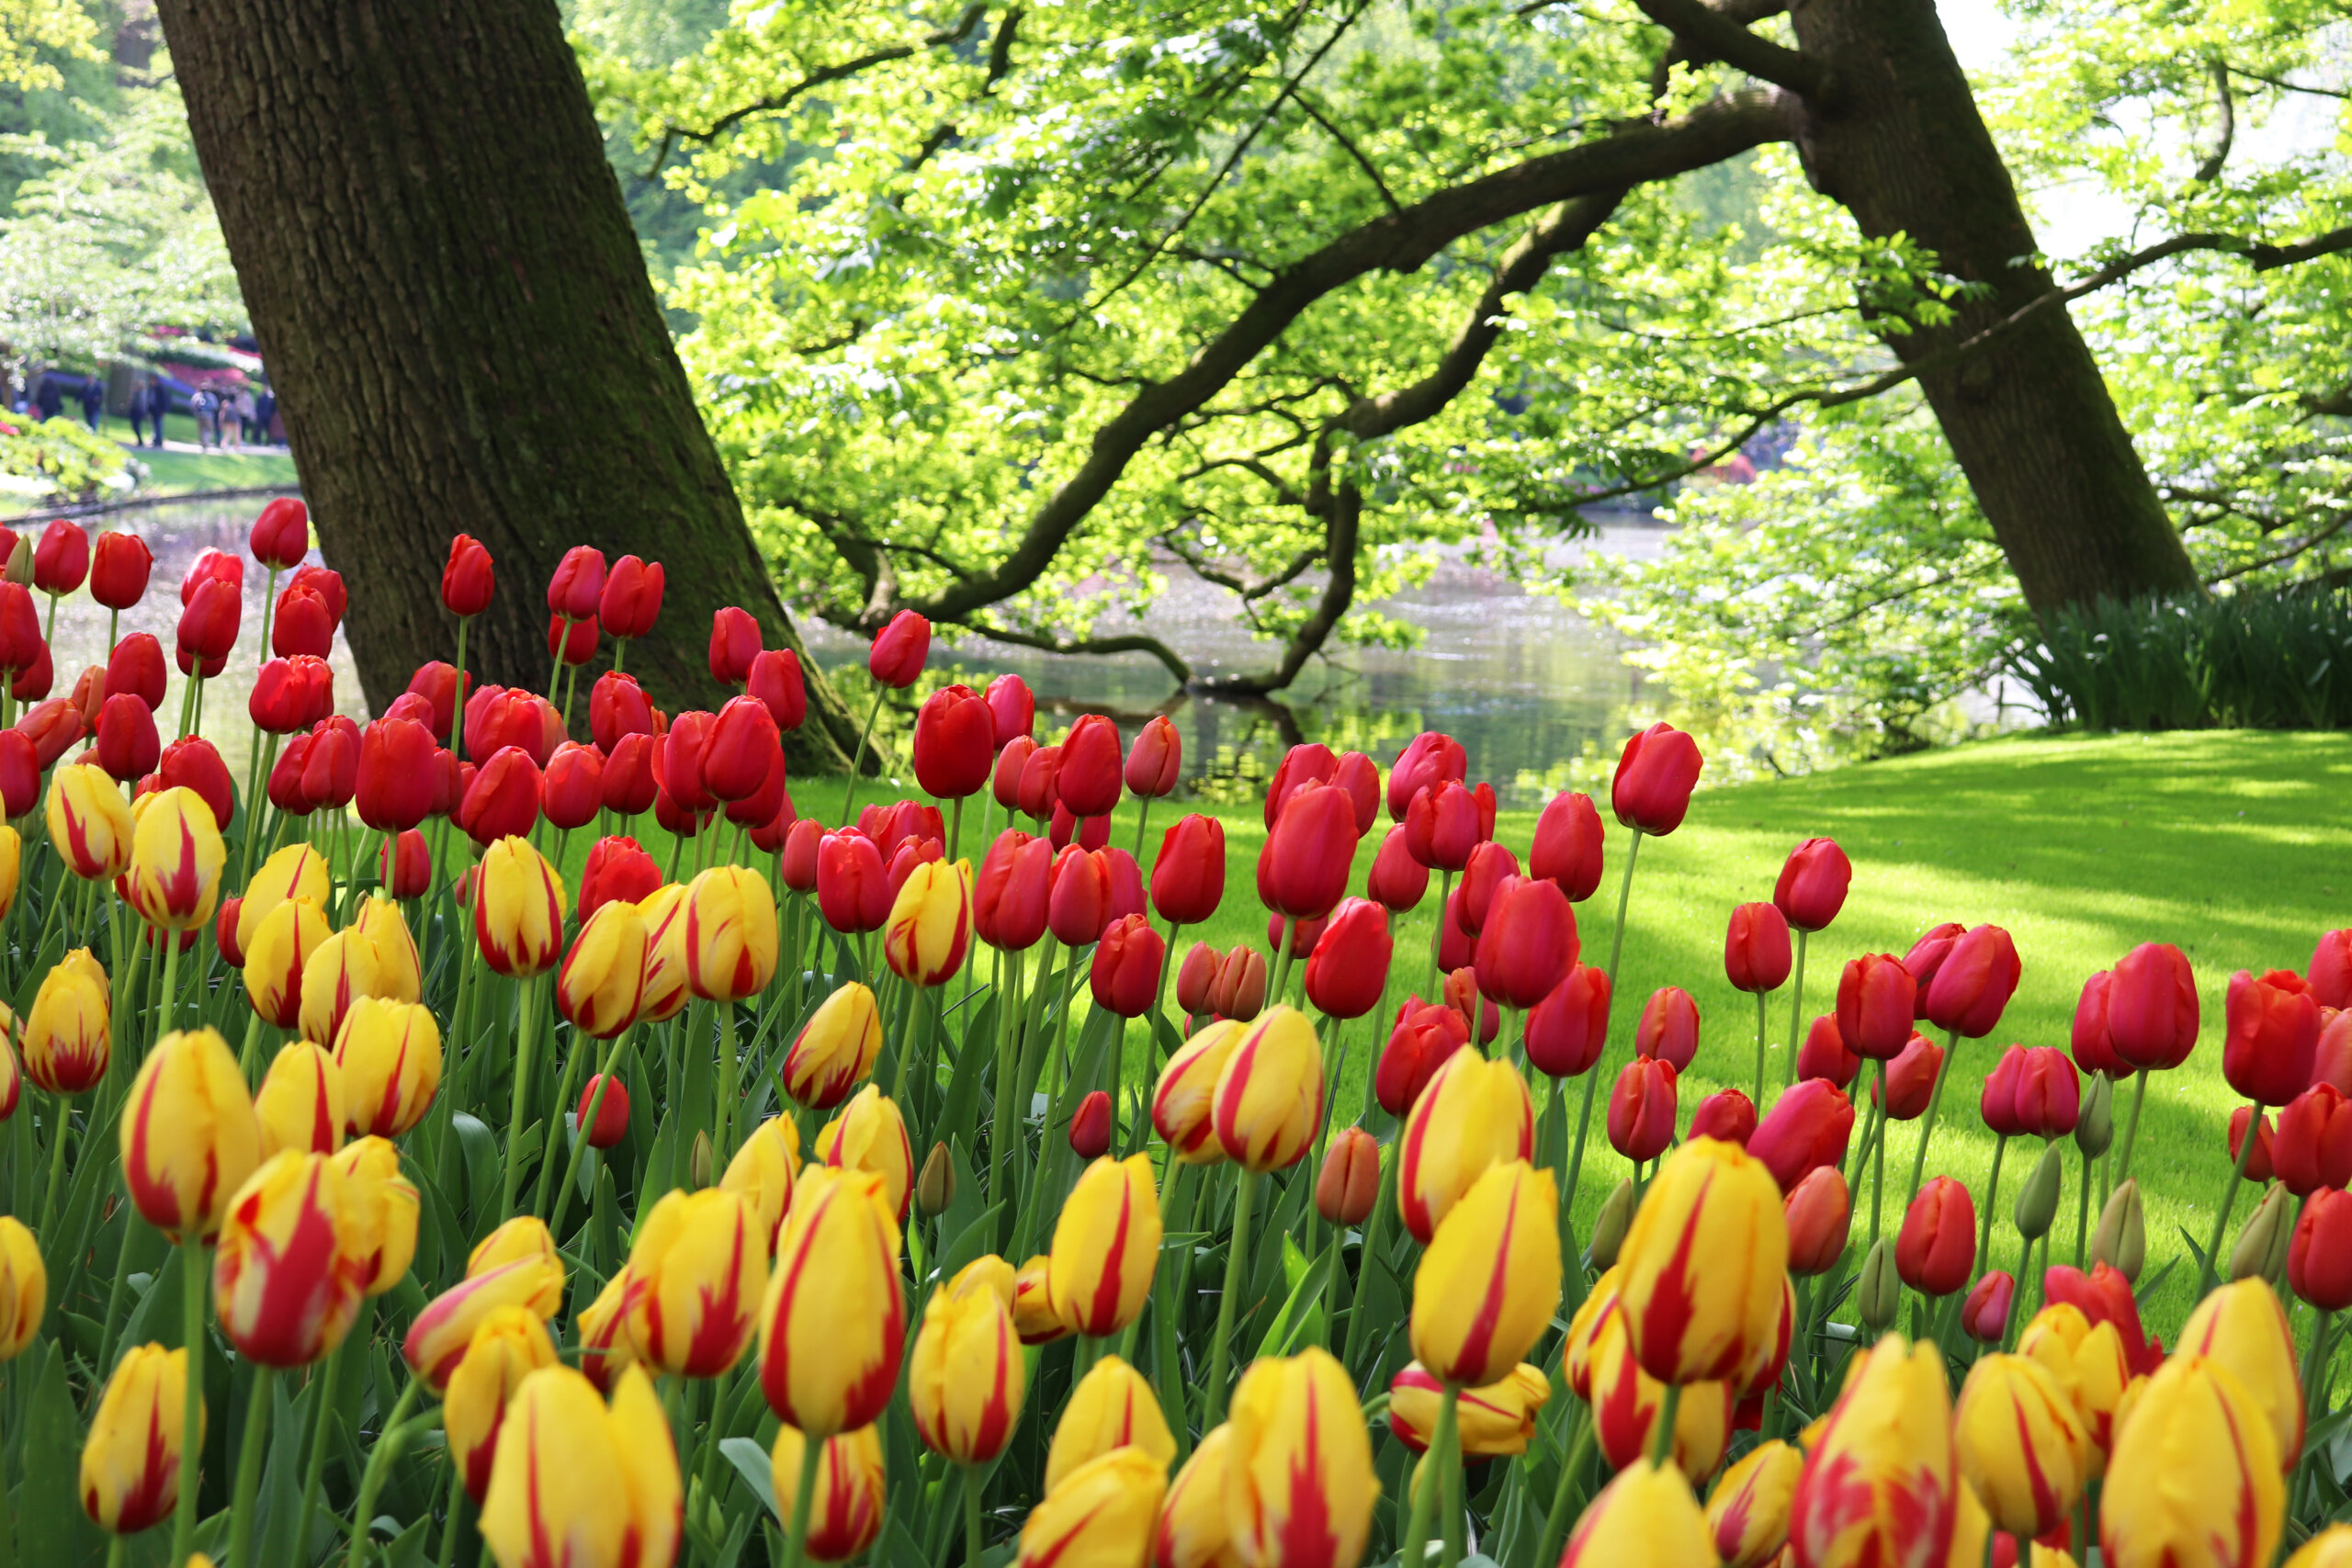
[738,729,2352,1331]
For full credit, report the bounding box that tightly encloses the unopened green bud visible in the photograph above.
[2075,1074,2114,1158]
[916,1140,955,1217]
[2013,1140,2064,1241]
[2092,1179,2145,1281]
[2231,1182,2294,1283]
[690,1129,714,1190]
[1858,1238,1901,1333]
[4,536,29,586]
[1588,1179,1634,1270]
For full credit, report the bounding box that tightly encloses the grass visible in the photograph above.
[91,415,300,496]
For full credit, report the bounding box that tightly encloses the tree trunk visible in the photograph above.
[1789,0,2203,615]
[153,0,858,769]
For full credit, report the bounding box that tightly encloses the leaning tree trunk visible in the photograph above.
[153,0,858,769]
[1790,0,2204,615]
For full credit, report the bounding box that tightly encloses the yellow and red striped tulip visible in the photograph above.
[2178,1276,2303,1466]
[1614,1134,1788,1385]
[1410,1159,1561,1388]
[1397,1043,1535,1244]
[1953,1352,2089,1540]
[471,1215,562,1280]
[299,927,383,1045]
[405,1245,567,1393]
[1152,1019,1243,1165]
[333,997,443,1138]
[354,894,422,1003]
[255,1041,346,1158]
[446,1305,560,1504]
[234,842,331,954]
[474,835,567,977]
[1707,1439,1802,1568]
[46,761,132,880]
[330,1135,418,1295]
[911,1256,1024,1466]
[1558,1459,1716,1568]
[557,900,649,1039]
[479,1364,682,1568]
[1388,1362,1550,1458]
[1211,1003,1324,1173]
[720,1114,801,1250]
[2289,1528,2352,1568]
[212,1150,372,1365]
[2101,1353,2283,1568]
[0,1214,44,1360]
[1945,1478,1994,1568]
[0,824,19,920]
[1788,1335,1957,1568]
[779,982,882,1111]
[1227,1346,1378,1568]
[119,1026,261,1241]
[635,883,691,1023]
[1155,1423,1240,1568]
[1044,1354,1175,1492]
[882,858,971,987]
[684,863,777,1000]
[1561,1267,1623,1402]
[1047,1153,1160,1338]
[1013,1253,1076,1346]
[1589,1303,1734,1475]
[622,1187,767,1379]
[756,1167,905,1438]
[814,1084,915,1223]
[577,1268,648,1394]
[770,1422,886,1563]
[0,1009,17,1122]
[1016,1446,1168,1568]
[2018,1303,2132,1475]
[79,1343,198,1535]
[23,951,110,1094]
[125,784,224,931]
[244,896,329,1030]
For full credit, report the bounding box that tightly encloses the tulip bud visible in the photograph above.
[622,1187,767,1378]
[1410,1160,1560,1387]
[1856,1238,1900,1331]
[1150,1019,1242,1165]
[1615,1136,1785,1385]
[22,950,110,1095]
[1316,1127,1380,1225]
[768,1423,886,1563]
[1954,1353,2089,1540]
[1634,985,1700,1069]
[46,761,134,880]
[1747,1078,1855,1194]
[1961,1270,2014,1343]
[2178,1277,2302,1470]
[1043,1353,1176,1492]
[120,1027,263,1241]
[2292,1188,2352,1311]
[756,1168,906,1438]
[1690,1087,1758,1145]
[866,608,929,687]
[1708,1438,1802,1568]
[914,1141,955,1217]
[1559,1460,1715,1567]
[2075,1070,2114,1156]
[1047,1153,1160,1337]
[478,1366,683,1568]
[213,1151,374,1365]
[443,1305,559,1504]
[254,1041,347,1158]
[2013,1139,2064,1241]
[80,1343,199,1534]
[1211,1005,1323,1173]
[2091,1179,2146,1281]
[332,998,442,1139]
[1572,1178,1632,1271]
[814,1085,915,1222]
[1783,1168,1849,1276]
[331,1137,419,1297]
[1225,1348,1378,1567]
[689,1129,715,1189]
[1611,721,1703,835]
[2231,1181,2295,1285]
[1210,944,1267,1021]
[780,981,883,1111]
[2100,1354,2284,1568]
[1016,1448,1166,1568]
[0,1215,40,1362]
[1398,1044,1534,1243]
[1606,1055,1677,1162]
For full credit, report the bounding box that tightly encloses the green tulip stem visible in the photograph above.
[1204,1168,1260,1427]
[1439,1379,1467,1568]
[1902,1028,1962,1213]
[1562,1058,1606,1229]
[963,1463,986,1567]
[1340,1149,1396,1382]
[497,975,540,1224]
[2113,1067,2152,1189]
[1269,919,1297,1012]
[35,1089,68,1253]
[1399,1379,1459,1568]
[2075,1143,2094,1269]
[1130,793,1154,863]
[1974,1134,2008,1280]
[1532,1402,1596,1568]
[228,1365,276,1568]
[295,1333,350,1562]
[840,682,889,823]
[778,1391,822,1568]
[1870,1060,1891,1251]
[1603,828,1642,987]
[1426,869,1457,998]
[547,1025,631,1236]
[344,1373,427,1568]
[1781,928,1810,1092]
[2199,1100,2265,1296]
[171,1234,207,1567]
[1649,1379,1683,1467]
[1752,988,1769,1106]
[449,618,470,763]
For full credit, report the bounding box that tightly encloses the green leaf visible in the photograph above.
[720,1436,779,1516]
[17,1341,101,1568]
[451,1111,499,1228]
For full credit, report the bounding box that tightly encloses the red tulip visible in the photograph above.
[1690,1088,1757,1145]
[1836,953,1917,1059]
[1772,837,1851,932]
[1046,844,1110,947]
[778,819,822,893]
[545,611,599,666]
[1530,789,1604,901]
[400,661,463,740]
[1899,922,1966,1009]
[1921,924,2020,1039]
[658,710,717,813]
[381,691,435,739]
[1348,829,1419,916]
[1796,1014,1860,1089]
[2291,1189,2352,1310]
[1304,898,1391,1019]
[974,829,1051,951]
[2309,929,2352,1010]
[1724,902,1792,994]
[1148,813,1225,926]
[1607,1055,1677,1161]
[1961,1271,2014,1343]
[1056,715,1123,818]
[156,736,233,830]
[181,546,243,604]
[2274,1083,2352,1197]
[2224,968,2318,1106]
[177,577,242,663]
[1525,963,1610,1078]
[588,671,655,755]
[1209,947,1268,1021]
[1747,1078,1855,1193]
[2318,1011,2352,1097]
[747,648,806,731]
[600,732,659,816]
[1979,1044,2078,1140]
[272,583,333,659]
[1455,840,1519,936]
[90,529,153,610]
[1014,742,1058,820]
[0,728,36,817]
[1785,1168,1851,1275]
[598,555,662,638]
[427,749,464,820]
[351,717,435,832]
[1069,1090,1114,1159]
[1894,1175,1974,1296]
[578,1076,630,1149]
[579,836,661,923]
[1635,986,1699,1071]
[1176,942,1220,1016]
[2042,1263,2160,1376]
[2071,970,2126,1079]
[106,632,166,713]
[7,640,48,702]
[704,694,782,803]
[817,830,891,933]
[542,743,604,831]
[1403,778,1480,871]
[1257,783,1359,919]
[289,565,345,627]
[867,609,930,687]
[0,584,36,677]
[861,799,945,860]
[441,535,494,617]
[1270,910,1327,959]
[1438,886,1476,973]
[708,606,761,685]
[268,734,315,815]
[1871,1032,1942,1120]
[546,545,605,621]
[1124,716,1181,798]
[748,788,796,853]
[95,692,159,783]
[1090,915,1164,1017]
[912,684,992,799]
[983,673,1034,746]
[380,829,431,898]
[1328,750,1378,832]
[1610,721,1702,835]
[1475,874,1578,1010]
[1386,731,1465,822]
[32,518,87,594]
[2228,1105,2277,1182]
[1377,998,1468,1114]
[1262,742,1336,829]
[723,745,787,830]
[885,836,943,898]
[68,663,103,724]
[459,745,542,845]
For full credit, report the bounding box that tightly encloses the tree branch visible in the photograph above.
[1628,0,1826,99]
[960,620,1193,684]
[2223,63,2352,100]
[2196,58,2234,182]
[1294,88,1402,216]
[1195,477,1363,694]
[662,4,987,147]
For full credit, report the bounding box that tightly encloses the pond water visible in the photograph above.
[28,499,1668,812]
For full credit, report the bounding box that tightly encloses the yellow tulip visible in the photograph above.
[911,1256,1024,1466]
[1788,1335,1957,1568]
[46,762,132,880]
[1588,1303,1734,1475]
[622,1187,768,1379]
[471,1215,560,1277]
[1561,1267,1623,1403]
[2101,1353,2283,1568]
[2289,1527,2352,1568]
[770,1423,886,1563]
[243,896,330,1030]
[1227,1347,1379,1568]
[0,1007,18,1122]
[1953,1352,2089,1540]
[1152,1019,1243,1165]
[80,1343,199,1534]
[577,1268,648,1394]
[1045,1354,1175,1493]
[445,1305,559,1504]
[1016,1445,1168,1568]
[235,842,332,953]
[882,857,970,987]
[1211,1004,1323,1172]
[1557,1459,1716,1568]
[0,822,21,919]
[1707,1438,1803,1568]
[635,884,691,1024]
[119,1026,262,1241]
[255,1041,347,1158]
[779,981,882,1111]
[1396,1043,1535,1244]
[2178,1276,2303,1466]
[330,1135,419,1295]
[212,1150,372,1366]
[479,1365,681,1568]
[405,1250,567,1393]
[1388,1361,1551,1458]
[1947,1477,1994,1568]
[333,997,443,1138]
[299,927,383,1046]
[2018,1303,2132,1475]
[756,1167,905,1438]
[0,1214,45,1360]
[1156,1423,1242,1568]
[22,951,110,1094]
[125,785,224,931]
[1614,1134,1788,1386]
[353,894,421,1003]
[1047,1153,1160,1338]
[475,834,567,977]
[720,1115,801,1250]
[683,863,777,1000]
[1014,1253,1077,1346]
[815,1084,915,1224]
[1409,1159,1561,1388]
[557,900,649,1039]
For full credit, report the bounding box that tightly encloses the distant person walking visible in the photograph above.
[145,379,171,446]
[232,388,256,450]
[191,387,218,448]
[128,378,149,446]
[255,389,277,444]
[78,378,101,432]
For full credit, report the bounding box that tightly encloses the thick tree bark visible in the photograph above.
[1789,0,2204,614]
[153,0,858,769]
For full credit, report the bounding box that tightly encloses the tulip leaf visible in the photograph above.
[940,1140,986,1247]
[878,1515,929,1568]
[2132,1255,2179,1307]
[645,1105,679,1207]
[936,1005,995,1153]
[719,1437,777,1515]
[17,1341,102,1568]
[1249,1234,1322,1361]
[450,1111,499,1228]
[935,1199,1005,1286]
[252,1364,309,1568]
[116,1236,181,1355]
